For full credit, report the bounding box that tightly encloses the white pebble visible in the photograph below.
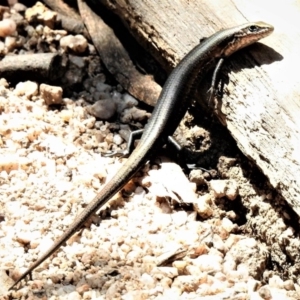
[5,36,17,51]
[221,217,235,234]
[0,19,16,37]
[113,134,123,145]
[223,258,237,275]
[269,274,284,289]
[210,179,238,200]
[152,267,178,279]
[258,285,272,299]
[212,234,225,252]
[60,34,88,53]
[192,254,223,273]
[64,290,81,300]
[105,282,120,299]
[14,81,39,99]
[162,287,181,298]
[140,273,156,288]
[172,211,188,227]
[13,3,27,12]
[193,194,213,218]
[238,237,257,249]
[176,229,199,245]
[172,275,204,293]
[172,260,187,274]
[283,279,295,291]
[185,265,204,277]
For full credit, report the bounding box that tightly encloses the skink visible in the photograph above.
[9,21,274,290]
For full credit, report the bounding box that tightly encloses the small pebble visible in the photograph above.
[86,99,117,120]
[60,34,88,53]
[222,217,236,234]
[14,81,39,99]
[152,267,178,279]
[140,273,156,288]
[258,286,272,299]
[193,194,213,218]
[40,83,63,105]
[69,55,86,68]
[13,3,27,13]
[95,82,112,93]
[269,274,284,289]
[283,279,295,291]
[172,275,205,293]
[189,169,206,186]
[0,18,16,37]
[172,260,187,274]
[113,134,123,146]
[193,254,223,273]
[210,179,238,200]
[5,36,17,51]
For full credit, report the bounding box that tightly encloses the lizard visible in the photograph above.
[9,21,274,290]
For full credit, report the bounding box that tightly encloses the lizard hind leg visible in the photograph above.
[102,129,144,157]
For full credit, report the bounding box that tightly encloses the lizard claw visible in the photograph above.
[102,149,130,158]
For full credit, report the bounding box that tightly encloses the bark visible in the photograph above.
[0,53,65,83]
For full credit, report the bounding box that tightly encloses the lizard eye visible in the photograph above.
[249,25,259,32]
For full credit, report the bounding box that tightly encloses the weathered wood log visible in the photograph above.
[77,0,161,106]
[0,53,65,83]
[92,0,300,217]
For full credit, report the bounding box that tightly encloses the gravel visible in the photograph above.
[0,1,299,299]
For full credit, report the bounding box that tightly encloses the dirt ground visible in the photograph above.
[0,1,300,299]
